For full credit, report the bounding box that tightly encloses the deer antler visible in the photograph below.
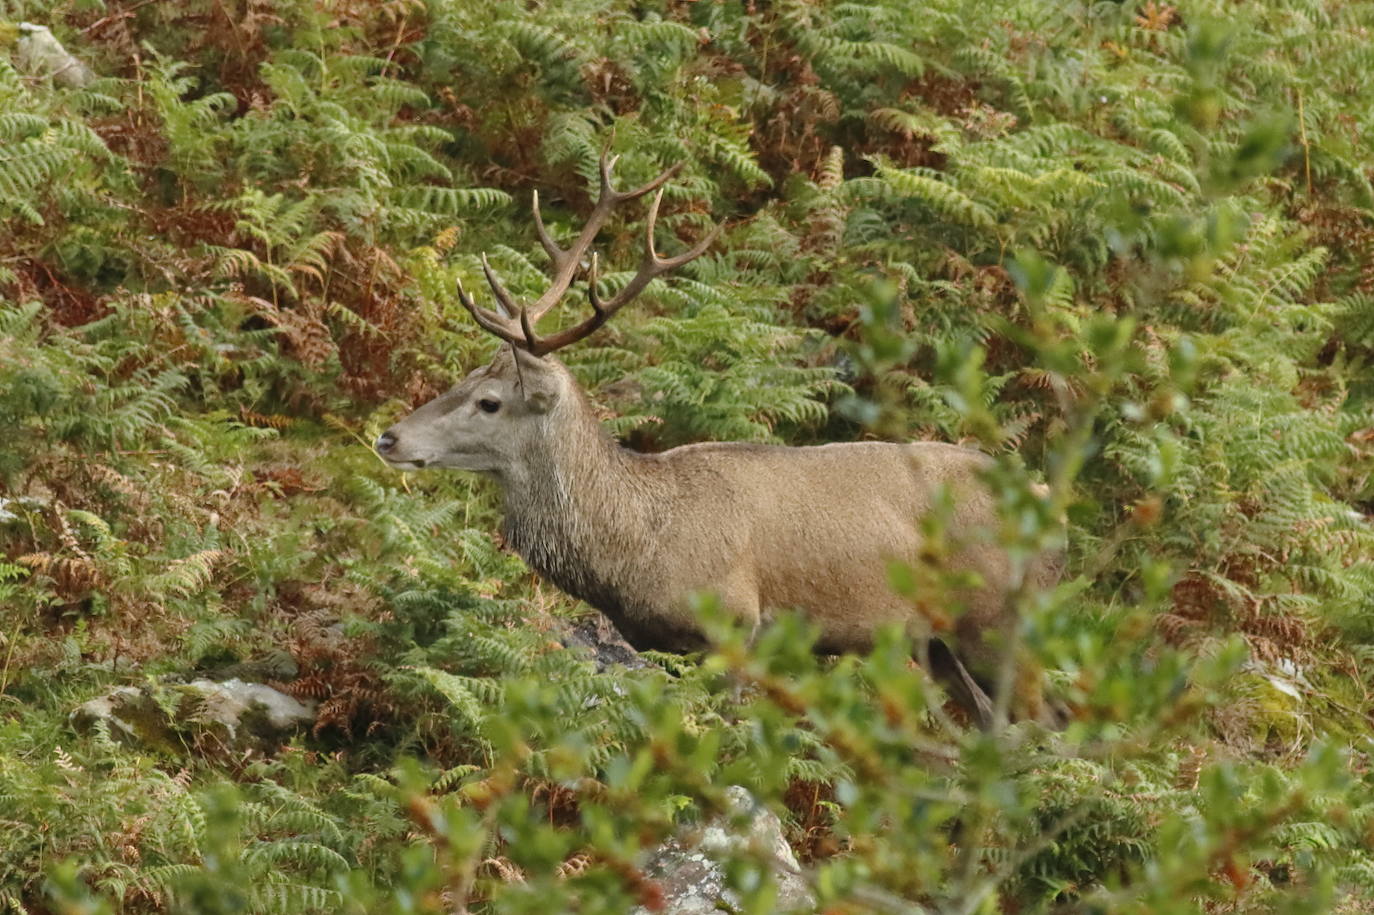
[455,150,722,357]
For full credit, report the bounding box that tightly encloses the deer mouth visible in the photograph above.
[381,456,428,470]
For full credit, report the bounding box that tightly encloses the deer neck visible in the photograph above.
[497,392,657,619]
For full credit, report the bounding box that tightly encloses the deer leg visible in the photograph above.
[925,639,995,729]
[717,580,761,707]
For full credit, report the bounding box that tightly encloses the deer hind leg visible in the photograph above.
[931,639,1066,730]
[947,589,1067,729]
[924,638,995,729]
[711,574,762,707]
[901,603,996,728]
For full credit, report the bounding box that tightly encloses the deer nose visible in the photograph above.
[375,431,397,454]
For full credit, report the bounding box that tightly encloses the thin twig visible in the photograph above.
[82,0,160,36]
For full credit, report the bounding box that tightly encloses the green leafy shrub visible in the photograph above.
[2,0,1373,912]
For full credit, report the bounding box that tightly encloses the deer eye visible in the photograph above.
[477,398,501,414]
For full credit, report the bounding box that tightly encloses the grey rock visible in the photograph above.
[72,678,315,755]
[563,613,652,671]
[15,24,95,88]
[183,678,315,741]
[0,496,46,524]
[72,686,173,750]
[632,786,815,915]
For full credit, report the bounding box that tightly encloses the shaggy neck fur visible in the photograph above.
[497,381,664,629]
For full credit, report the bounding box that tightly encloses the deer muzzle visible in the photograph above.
[375,430,427,468]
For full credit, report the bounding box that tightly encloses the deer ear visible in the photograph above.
[511,345,559,413]
[525,389,555,413]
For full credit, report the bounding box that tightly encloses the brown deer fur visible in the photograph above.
[378,347,1061,724]
[375,154,1061,725]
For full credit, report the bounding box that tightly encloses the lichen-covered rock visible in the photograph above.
[0,495,47,524]
[632,786,815,915]
[71,686,179,752]
[14,23,94,88]
[182,678,316,742]
[72,678,315,755]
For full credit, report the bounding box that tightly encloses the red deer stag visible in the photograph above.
[376,154,1061,726]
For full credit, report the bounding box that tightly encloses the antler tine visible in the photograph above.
[519,152,622,326]
[527,191,723,356]
[455,275,524,346]
[457,154,714,357]
[523,251,611,356]
[523,153,681,327]
[585,251,606,316]
[480,253,526,322]
[597,148,684,203]
[643,187,725,269]
[530,189,572,271]
[594,188,723,312]
[518,301,539,350]
[597,151,622,199]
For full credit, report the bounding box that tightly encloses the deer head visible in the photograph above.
[375,153,720,474]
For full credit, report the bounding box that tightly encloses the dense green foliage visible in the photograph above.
[2,0,1373,912]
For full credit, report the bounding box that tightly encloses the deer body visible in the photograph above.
[501,377,1016,662]
[377,154,1059,723]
